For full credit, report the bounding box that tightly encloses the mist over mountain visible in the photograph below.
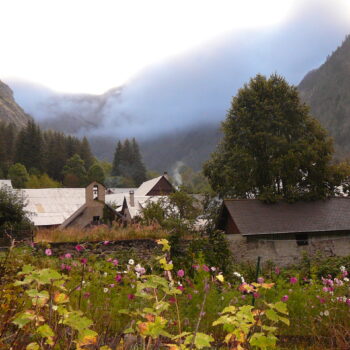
[298,35,350,158]
[4,0,350,171]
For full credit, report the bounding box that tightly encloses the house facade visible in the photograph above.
[218,198,350,266]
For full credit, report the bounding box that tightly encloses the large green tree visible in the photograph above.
[8,163,29,188]
[203,74,348,202]
[62,154,87,187]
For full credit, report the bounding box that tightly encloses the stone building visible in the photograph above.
[218,198,350,266]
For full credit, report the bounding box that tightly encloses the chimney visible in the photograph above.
[163,171,169,180]
[129,190,135,207]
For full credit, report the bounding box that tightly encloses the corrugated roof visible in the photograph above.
[135,176,163,196]
[0,179,13,189]
[105,193,126,208]
[22,188,85,226]
[223,198,350,236]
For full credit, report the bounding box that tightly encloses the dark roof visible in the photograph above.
[223,198,350,236]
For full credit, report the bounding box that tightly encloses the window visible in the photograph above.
[296,233,308,246]
[93,185,98,199]
[92,216,100,225]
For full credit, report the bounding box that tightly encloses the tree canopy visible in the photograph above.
[203,74,349,202]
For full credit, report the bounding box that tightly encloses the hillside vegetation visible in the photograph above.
[298,35,350,158]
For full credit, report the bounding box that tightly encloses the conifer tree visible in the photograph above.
[79,136,94,169]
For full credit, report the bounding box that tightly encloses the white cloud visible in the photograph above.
[0,0,295,93]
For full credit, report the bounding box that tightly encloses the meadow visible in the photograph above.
[1,232,350,350]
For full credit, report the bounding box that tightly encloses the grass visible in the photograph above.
[34,223,170,243]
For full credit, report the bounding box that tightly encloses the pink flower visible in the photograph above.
[323,287,329,292]
[61,264,66,270]
[80,258,88,265]
[346,299,350,305]
[103,241,109,245]
[45,248,52,256]
[115,274,122,282]
[128,294,135,300]
[281,295,289,302]
[192,264,199,270]
[290,277,298,284]
[66,265,72,271]
[177,285,184,292]
[109,284,115,288]
[241,295,246,299]
[275,267,280,275]
[187,294,193,300]
[177,269,185,277]
[113,259,119,266]
[169,296,176,303]
[75,244,84,252]
[319,297,326,304]
[257,277,265,284]
[253,292,260,299]
[64,253,72,259]
[107,258,113,262]
[83,292,90,298]
[202,265,210,272]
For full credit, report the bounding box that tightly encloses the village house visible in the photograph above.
[22,182,119,229]
[218,198,350,266]
[106,172,175,221]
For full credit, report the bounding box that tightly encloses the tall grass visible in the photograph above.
[35,223,169,243]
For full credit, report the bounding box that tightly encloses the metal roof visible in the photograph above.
[0,179,13,189]
[22,188,85,226]
[222,198,350,236]
[135,176,163,196]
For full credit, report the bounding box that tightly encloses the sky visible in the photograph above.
[1,0,345,94]
[1,0,350,141]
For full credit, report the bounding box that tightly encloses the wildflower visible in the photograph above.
[169,296,176,303]
[61,263,66,270]
[346,299,350,305]
[257,277,265,284]
[241,295,246,299]
[322,287,329,292]
[107,258,113,262]
[80,258,88,265]
[233,272,241,278]
[340,266,346,272]
[103,272,108,277]
[115,275,122,282]
[113,259,119,266]
[103,288,109,293]
[75,244,84,252]
[187,294,193,300]
[109,284,115,288]
[128,259,135,265]
[319,297,326,304]
[324,310,329,316]
[45,248,52,256]
[192,264,199,270]
[275,267,280,275]
[177,285,184,292]
[253,292,260,299]
[177,269,185,278]
[290,277,298,284]
[72,262,78,267]
[135,264,146,275]
[65,265,72,271]
[83,292,90,298]
[128,294,135,300]
[202,265,209,272]
[281,295,289,302]
[103,241,109,245]
[64,253,72,259]
[211,267,216,272]
[344,277,349,282]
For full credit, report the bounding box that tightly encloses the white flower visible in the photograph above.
[211,267,216,272]
[320,311,323,316]
[340,266,346,272]
[324,310,329,316]
[128,259,135,265]
[82,280,86,284]
[241,277,245,283]
[344,277,349,282]
[103,288,108,293]
[233,272,241,277]
[103,272,108,277]
[136,272,140,278]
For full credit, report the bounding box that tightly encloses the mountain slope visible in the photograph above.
[298,35,350,157]
[0,80,32,127]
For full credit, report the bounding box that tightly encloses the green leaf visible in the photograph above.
[249,333,277,350]
[265,309,279,322]
[123,327,135,334]
[26,343,40,350]
[278,316,290,326]
[13,311,35,328]
[37,324,54,338]
[273,301,288,315]
[63,311,93,332]
[221,306,236,314]
[185,333,214,349]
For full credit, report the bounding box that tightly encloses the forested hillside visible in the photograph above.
[298,35,350,158]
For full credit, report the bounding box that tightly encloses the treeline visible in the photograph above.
[0,120,148,189]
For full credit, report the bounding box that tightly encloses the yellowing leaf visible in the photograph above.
[26,343,39,350]
[54,292,69,304]
[216,274,224,283]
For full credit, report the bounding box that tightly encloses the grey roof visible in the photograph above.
[135,176,163,196]
[223,198,350,236]
[0,179,13,189]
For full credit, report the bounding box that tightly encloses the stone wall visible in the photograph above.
[226,232,350,267]
[40,239,162,262]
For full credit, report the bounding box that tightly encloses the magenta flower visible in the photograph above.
[80,258,88,265]
[45,248,52,256]
[322,287,328,292]
[112,259,119,266]
[202,265,210,272]
[128,294,135,300]
[115,274,122,282]
[257,277,265,284]
[109,283,115,288]
[107,258,113,262]
[319,297,326,304]
[64,253,72,259]
[169,296,176,303]
[177,285,184,292]
[75,244,84,252]
[281,295,289,302]
[177,269,185,277]
[61,263,66,270]
[275,267,280,275]
[346,299,350,305]
[65,265,72,271]
[253,292,260,299]
[290,277,298,284]
[192,264,199,270]
[103,241,109,245]
[187,294,193,300]
[83,292,90,298]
